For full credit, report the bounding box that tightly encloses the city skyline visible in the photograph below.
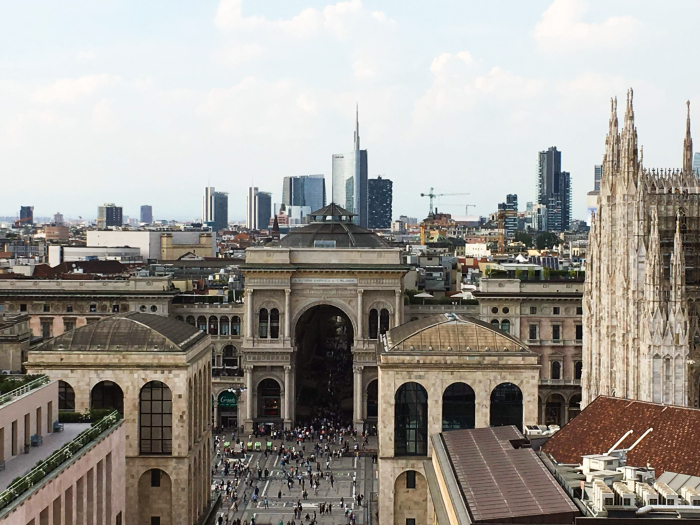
[2,1,700,222]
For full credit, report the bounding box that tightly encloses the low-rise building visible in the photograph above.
[474,276,583,426]
[0,377,125,525]
[0,314,31,372]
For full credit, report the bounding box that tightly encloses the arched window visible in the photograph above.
[380,309,390,335]
[211,349,216,367]
[367,380,378,418]
[259,309,269,338]
[140,381,173,454]
[574,361,583,380]
[490,382,523,431]
[197,316,207,332]
[568,393,582,421]
[500,319,510,334]
[491,319,500,327]
[395,382,428,456]
[220,316,229,336]
[551,361,562,380]
[369,309,379,339]
[223,345,237,368]
[91,381,124,413]
[176,315,184,322]
[185,316,195,326]
[442,382,475,431]
[258,379,281,417]
[208,316,218,335]
[270,309,280,339]
[58,380,75,411]
[231,316,241,336]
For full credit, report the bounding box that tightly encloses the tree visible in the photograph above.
[535,232,559,250]
[513,230,533,248]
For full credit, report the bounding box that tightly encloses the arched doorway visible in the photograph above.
[568,393,582,421]
[545,393,566,427]
[218,390,238,430]
[91,381,124,413]
[138,469,172,525]
[257,379,281,421]
[442,382,475,431]
[367,380,378,419]
[294,305,354,425]
[394,470,427,525]
[490,382,523,431]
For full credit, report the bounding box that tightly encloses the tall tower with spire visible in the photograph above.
[584,90,700,410]
[332,104,369,227]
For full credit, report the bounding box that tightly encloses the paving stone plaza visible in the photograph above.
[213,436,377,525]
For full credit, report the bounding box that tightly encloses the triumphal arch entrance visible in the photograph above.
[239,204,407,431]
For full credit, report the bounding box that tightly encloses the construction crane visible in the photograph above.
[420,188,470,217]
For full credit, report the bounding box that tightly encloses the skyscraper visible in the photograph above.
[536,147,571,232]
[498,194,518,237]
[19,206,34,226]
[246,187,258,229]
[97,203,122,229]
[367,176,393,229]
[256,192,272,230]
[594,165,602,191]
[332,105,368,228]
[246,187,272,230]
[202,187,228,233]
[282,175,326,211]
[140,205,153,224]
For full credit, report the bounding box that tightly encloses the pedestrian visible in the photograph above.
[278,489,282,499]
[264,497,268,508]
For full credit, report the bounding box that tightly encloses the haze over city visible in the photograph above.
[2,0,699,221]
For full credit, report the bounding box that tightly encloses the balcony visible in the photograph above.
[539,378,581,386]
[212,367,244,378]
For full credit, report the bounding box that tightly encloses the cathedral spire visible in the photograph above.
[645,207,663,303]
[601,96,620,195]
[683,100,693,174]
[671,213,686,303]
[620,88,638,187]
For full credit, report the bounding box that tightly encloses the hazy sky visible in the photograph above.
[1,0,698,222]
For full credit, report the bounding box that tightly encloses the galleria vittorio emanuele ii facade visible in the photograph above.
[584,90,700,408]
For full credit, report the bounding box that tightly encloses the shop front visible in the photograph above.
[218,390,238,431]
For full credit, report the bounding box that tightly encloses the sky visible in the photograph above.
[1,0,699,223]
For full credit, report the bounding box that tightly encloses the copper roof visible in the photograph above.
[542,396,700,477]
[36,312,206,353]
[384,313,529,353]
[442,426,578,523]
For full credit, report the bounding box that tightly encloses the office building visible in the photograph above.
[594,164,602,191]
[246,187,272,230]
[256,191,272,231]
[202,187,228,233]
[140,205,153,224]
[536,147,571,232]
[282,175,326,211]
[367,176,393,229]
[97,203,123,229]
[19,206,33,226]
[332,105,368,227]
[693,152,700,174]
[498,193,518,237]
[588,165,602,222]
[53,212,64,225]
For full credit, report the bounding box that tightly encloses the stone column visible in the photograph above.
[214,402,219,432]
[357,289,364,339]
[246,288,254,338]
[353,365,364,432]
[394,290,402,327]
[284,365,292,429]
[244,366,254,432]
[284,288,291,339]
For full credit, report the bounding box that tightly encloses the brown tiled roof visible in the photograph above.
[541,396,700,477]
[442,426,578,523]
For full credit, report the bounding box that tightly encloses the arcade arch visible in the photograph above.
[490,382,523,431]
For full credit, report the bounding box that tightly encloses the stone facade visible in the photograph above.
[377,315,540,525]
[0,277,176,339]
[240,246,407,431]
[25,315,212,525]
[584,91,700,408]
[474,278,583,425]
[0,313,31,373]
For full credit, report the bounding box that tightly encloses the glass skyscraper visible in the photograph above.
[282,175,326,212]
[332,106,368,227]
